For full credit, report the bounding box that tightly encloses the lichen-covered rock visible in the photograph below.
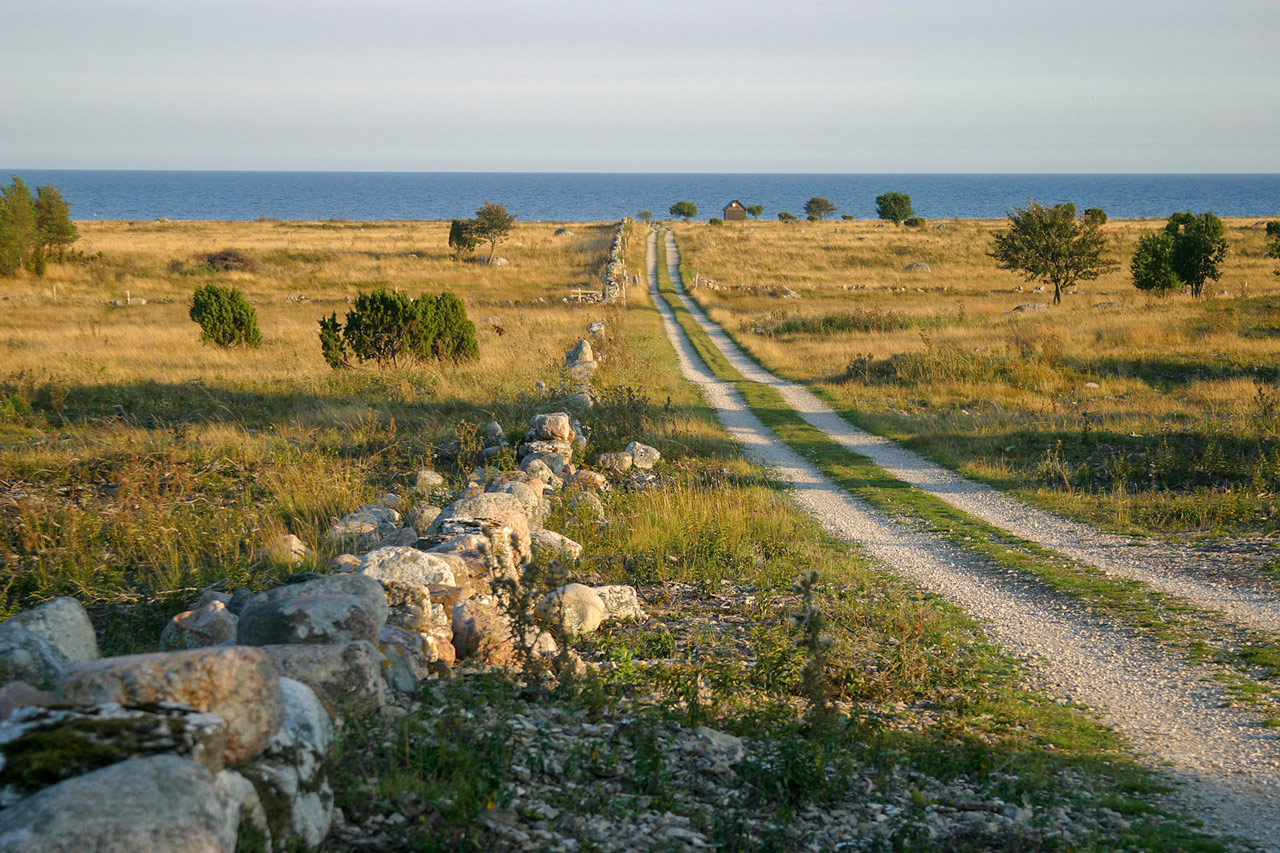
[215,769,269,849]
[522,450,569,476]
[374,527,419,549]
[0,627,71,690]
[625,441,661,470]
[413,469,446,491]
[571,491,607,523]
[595,451,633,476]
[380,579,449,635]
[451,598,557,667]
[359,547,457,588]
[237,574,388,647]
[528,412,574,443]
[58,646,285,765]
[325,507,400,552]
[329,554,362,573]
[595,585,647,622]
[278,677,332,755]
[261,641,384,718]
[564,339,594,368]
[0,597,98,664]
[0,755,240,853]
[486,480,545,525]
[0,703,229,805]
[571,470,609,491]
[529,529,583,560]
[536,584,606,636]
[432,493,532,565]
[0,682,53,723]
[378,626,436,695]
[408,504,442,534]
[518,439,574,462]
[238,720,333,848]
[159,599,237,651]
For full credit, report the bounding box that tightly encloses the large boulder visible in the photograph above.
[625,441,661,470]
[517,439,574,462]
[432,493,532,565]
[0,703,229,805]
[528,412,574,443]
[261,641,384,718]
[564,339,594,368]
[0,597,98,663]
[536,584,606,636]
[595,451,633,476]
[595,585,647,622]
[359,547,458,588]
[486,480,545,524]
[0,627,71,691]
[451,598,556,667]
[0,755,240,853]
[57,646,284,765]
[237,574,388,647]
[529,529,583,561]
[159,599,237,651]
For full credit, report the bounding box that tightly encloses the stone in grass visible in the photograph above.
[159,598,237,651]
[261,641,385,718]
[536,584,606,636]
[518,439,574,462]
[359,546,458,588]
[432,493,532,565]
[571,470,609,491]
[486,480,545,524]
[451,598,557,667]
[0,703,229,805]
[413,469,446,491]
[571,491,607,523]
[257,533,312,566]
[237,574,388,647]
[594,585,647,622]
[0,755,241,853]
[527,412,575,443]
[0,597,99,664]
[595,451,632,476]
[57,646,285,766]
[564,339,594,368]
[529,529,583,561]
[624,441,661,470]
[523,451,568,479]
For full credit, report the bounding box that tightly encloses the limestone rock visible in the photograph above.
[518,439,574,462]
[325,508,400,552]
[374,527,419,548]
[214,769,269,849]
[486,480,545,524]
[522,450,568,477]
[261,641,384,718]
[238,714,333,848]
[529,529,583,560]
[408,504,442,534]
[160,599,237,651]
[0,627,71,690]
[380,579,447,635]
[359,546,457,588]
[329,554,362,573]
[237,574,388,647]
[258,533,312,565]
[571,491,607,522]
[595,585,647,622]
[571,470,609,491]
[0,597,98,664]
[377,626,435,694]
[564,339,594,368]
[595,451,633,476]
[528,412,574,443]
[0,703,229,804]
[0,755,240,853]
[536,584,606,636]
[413,469,446,491]
[451,598,556,667]
[433,493,532,565]
[58,646,285,765]
[624,441,661,470]
[278,677,332,754]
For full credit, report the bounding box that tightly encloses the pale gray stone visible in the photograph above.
[237,574,388,647]
[0,627,70,690]
[359,546,457,588]
[536,584,606,636]
[261,641,385,718]
[624,441,661,470]
[0,597,98,663]
[595,585,647,622]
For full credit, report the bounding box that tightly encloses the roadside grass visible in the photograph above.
[670,218,1280,540]
[656,231,1280,712]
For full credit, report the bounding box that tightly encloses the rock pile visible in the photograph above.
[602,220,629,303]
[0,333,662,850]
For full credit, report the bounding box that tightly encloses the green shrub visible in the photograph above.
[189,283,262,348]
[1083,208,1108,225]
[902,217,926,228]
[708,217,724,226]
[200,248,256,272]
[1265,221,1280,237]
[319,288,479,368]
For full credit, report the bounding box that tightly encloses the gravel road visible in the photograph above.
[661,232,1280,636]
[649,229,1280,849]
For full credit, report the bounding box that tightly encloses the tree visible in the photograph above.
[1131,232,1180,296]
[190,283,262,348]
[989,200,1116,305]
[1267,233,1280,277]
[34,184,78,262]
[320,288,478,368]
[875,192,914,226]
[746,204,764,219]
[669,201,697,222]
[471,201,515,261]
[1165,211,1227,299]
[777,211,797,223]
[804,197,837,220]
[636,210,654,223]
[1083,208,1107,226]
[0,177,37,276]
[448,219,478,259]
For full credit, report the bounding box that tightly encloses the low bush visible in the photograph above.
[200,248,256,272]
[902,217,926,228]
[320,287,478,368]
[189,283,262,348]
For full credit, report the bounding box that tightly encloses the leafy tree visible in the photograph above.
[1083,208,1108,226]
[34,184,78,262]
[669,201,697,222]
[804,196,837,220]
[320,288,478,368]
[471,201,515,261]
[746,204,764,219]
[875,192,914,226]
[1165,211,1227,299]
[636,210,654,223]
[777,211,797,223]
[190,283,263,347]
[1265,221,1280,237]
[840,214,855,221]
[1130,232,1180,296]
[989,200,1116,304]
[0,177,37,276]
[448,219,478,259]
[1267,233,1280,276]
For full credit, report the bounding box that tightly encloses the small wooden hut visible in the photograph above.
[723,200,748,221]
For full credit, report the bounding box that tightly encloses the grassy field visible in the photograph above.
[0,220,1230,849]
[670,217,1280,540]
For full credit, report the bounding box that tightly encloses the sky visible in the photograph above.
[2,0,1277,173]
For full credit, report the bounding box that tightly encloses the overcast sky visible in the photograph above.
[2,0,1277,172]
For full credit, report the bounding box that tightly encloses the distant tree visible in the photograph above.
[669,201,698,222]
[709,217,724,226]
[472,201,516,261]
[190,283,262,348]
[804,197,837,220]
[1265,221,1280,237]
[1130,231,1180,296]
[0,177,37,276]
[636,210,654,223]
[1165,211,1228,299]
[777,211,797,223]
[875,192,914,226]
[1083,208,1108,226]
[448,219,478,259]
[746,204,764,219]
[34,184,78,262]
[840,214,855,221]
[989,200,1117,305]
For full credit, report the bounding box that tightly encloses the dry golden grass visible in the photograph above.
[672,218,1280,537]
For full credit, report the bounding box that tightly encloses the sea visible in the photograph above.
[4,171,1279,223]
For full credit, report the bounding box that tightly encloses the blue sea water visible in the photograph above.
[4,170,1279,222]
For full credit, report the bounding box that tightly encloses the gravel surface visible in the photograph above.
[650,229,1280,850]
[663,232,1280,635]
